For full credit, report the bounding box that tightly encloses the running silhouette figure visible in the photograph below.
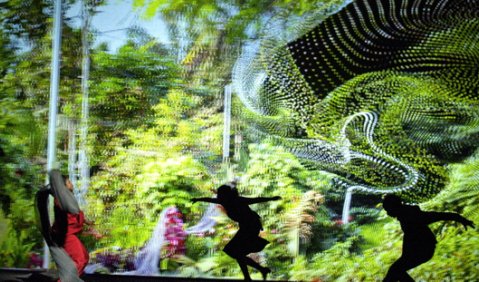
[382,194,474,282]
[192,184,281,281]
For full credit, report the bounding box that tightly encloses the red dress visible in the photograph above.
[64,211,89,275]
[52,202,89,276]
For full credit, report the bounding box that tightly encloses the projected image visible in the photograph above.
[0,0,478,281]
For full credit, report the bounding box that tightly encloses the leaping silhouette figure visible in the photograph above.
[192,184,281,281]
[382,194,474,282]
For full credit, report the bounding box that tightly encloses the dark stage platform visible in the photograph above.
[0,268,278,282]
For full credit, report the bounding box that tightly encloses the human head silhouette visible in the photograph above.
[383,194,403,217]
[217,184,238,201]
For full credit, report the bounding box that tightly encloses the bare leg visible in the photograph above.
[383,257,416,282]
[398,272,415,282]
[260,267,271,280]
[241,257,271,280]
[237,259,252,281]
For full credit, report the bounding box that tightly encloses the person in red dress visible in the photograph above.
[51,176,90,277]
[36,170,101,281]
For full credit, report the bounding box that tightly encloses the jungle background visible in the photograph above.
[1,0,478,281]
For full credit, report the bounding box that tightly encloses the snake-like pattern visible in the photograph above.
[232,0,479,202]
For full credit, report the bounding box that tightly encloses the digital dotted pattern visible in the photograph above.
[232,0,479,202]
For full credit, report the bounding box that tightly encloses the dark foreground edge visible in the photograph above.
[0,268,281,282]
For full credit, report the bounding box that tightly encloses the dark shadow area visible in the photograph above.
[0,268,291,282]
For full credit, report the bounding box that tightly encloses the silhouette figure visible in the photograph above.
[192,184,281,281]
[382,194,474,282]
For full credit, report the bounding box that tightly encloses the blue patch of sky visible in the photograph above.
[67,0,170,53]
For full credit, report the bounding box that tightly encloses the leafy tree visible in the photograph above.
[87,39,182,167]
[133,0,344,96]
[0,0,84,267]
[134,0,343,42]
[0,91,45,267]
[85,88,223,249]
[0,0,52,43]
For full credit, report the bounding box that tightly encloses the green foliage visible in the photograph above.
[180,143,367,280]
[410,226,479,281]
[0,1,477,280]
[88,40,181,166]
[86,88,223,249]
[135,155,208,219]
[285,151,479,281]
[0,229,36,267]
[0,0,51,42]
[0,89,44,269]
[240,143,334,254]
[0,210,37,267]
[424,151,479,216]
[407,151,479,281]
[350,207,381,225]
[134,0,343,41]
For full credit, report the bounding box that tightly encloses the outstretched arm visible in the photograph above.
[191,197,219,204]
[423,211,474,229]
[242,196,282,205]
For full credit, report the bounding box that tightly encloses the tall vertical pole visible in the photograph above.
[68,119,78,190]
[43,0,63,269]
[78,0,91,207]
[222,84,232,162]
[342,187,354,224]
